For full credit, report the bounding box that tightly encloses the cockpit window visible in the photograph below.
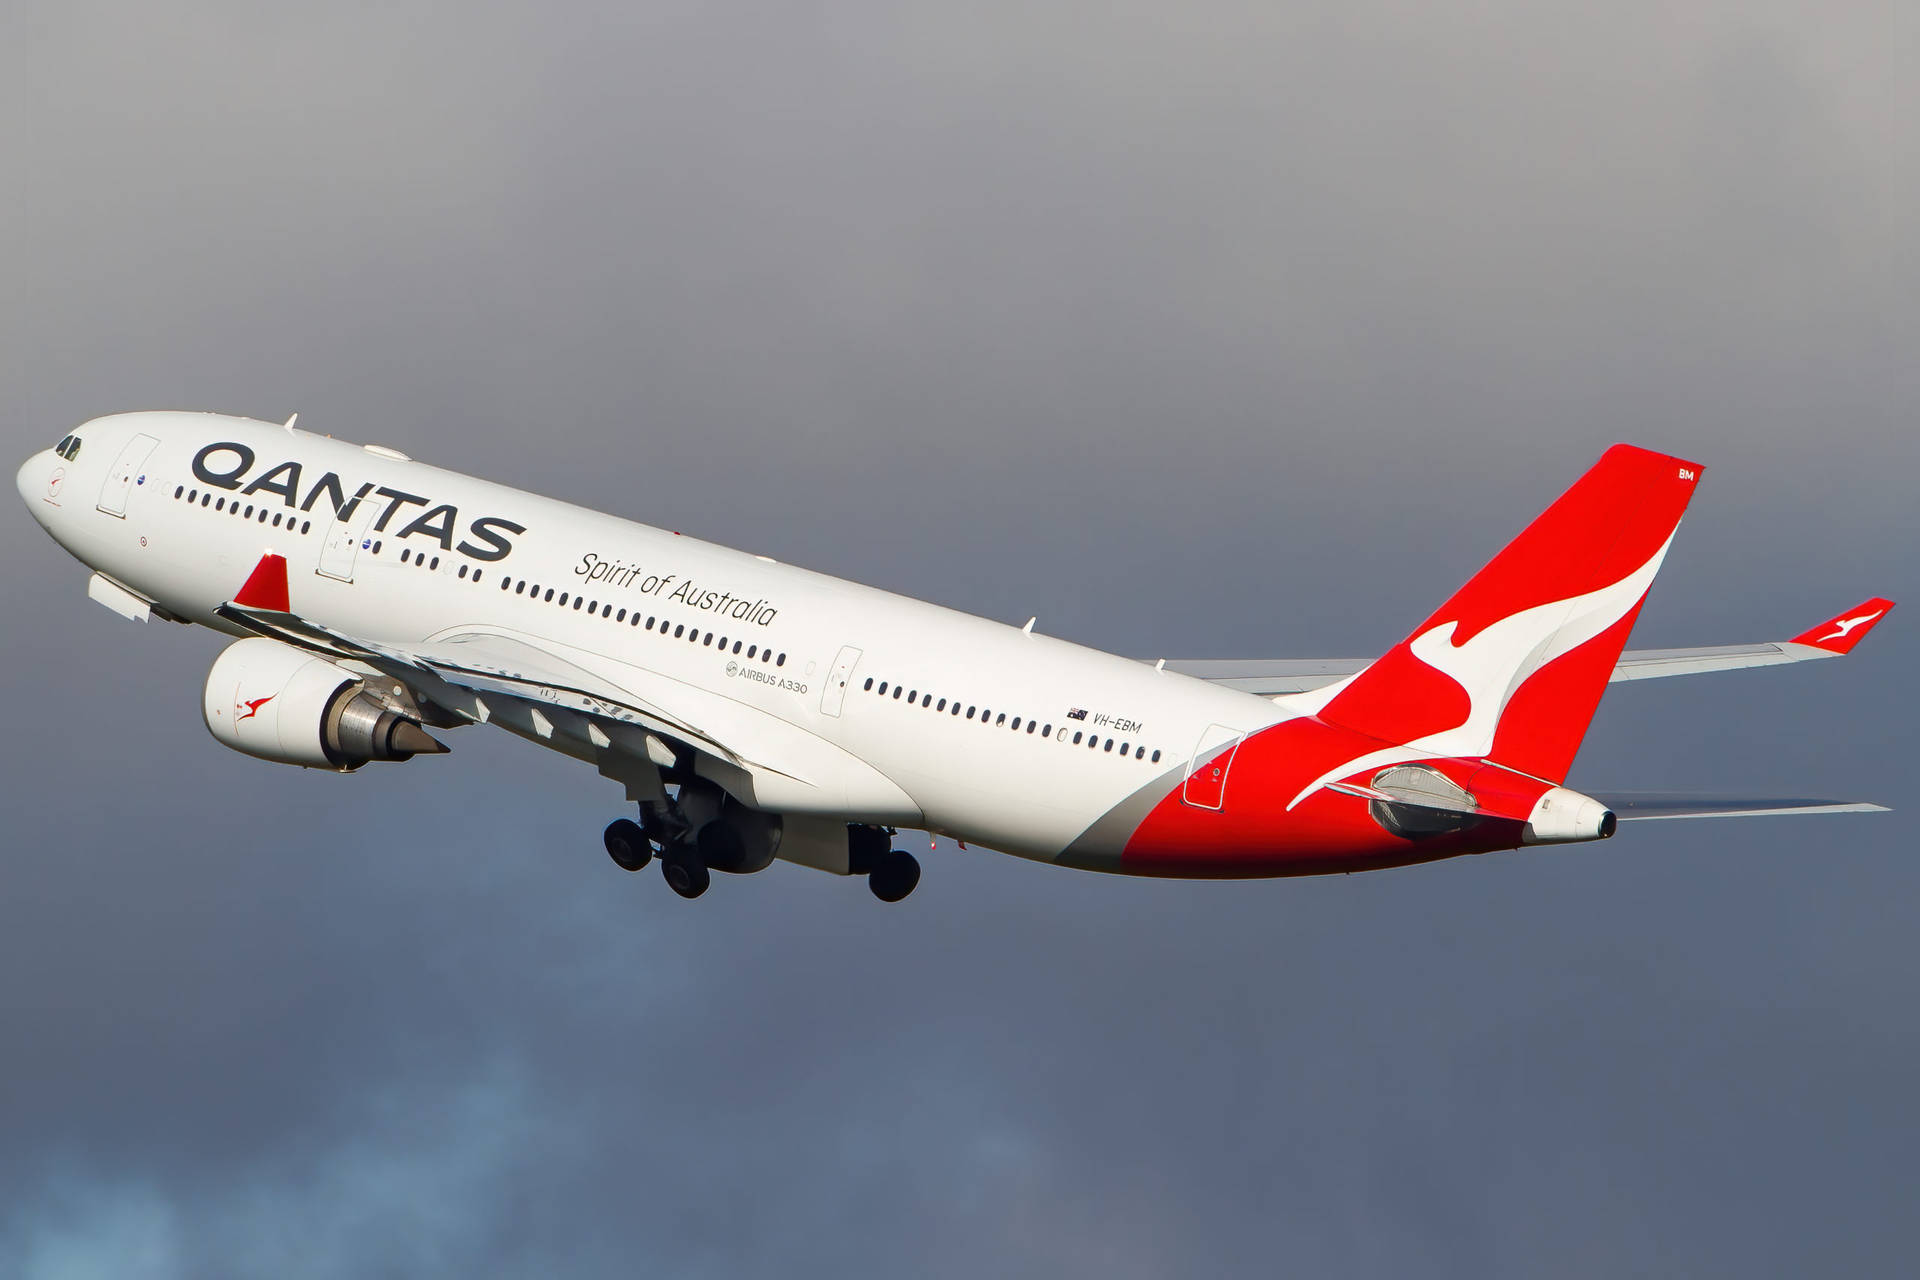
[57,435,82,461]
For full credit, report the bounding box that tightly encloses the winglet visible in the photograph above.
[234,552,291,613]
[1791,597,1895,654]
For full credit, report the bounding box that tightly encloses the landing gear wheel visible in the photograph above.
[603,818,652,872]
[868,850,921,903]
[661,847,711,900]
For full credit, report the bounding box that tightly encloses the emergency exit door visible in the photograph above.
[96,433,159,517]
[316,491,381,583]
[1182,724,1245,810]
[820,645,863,717]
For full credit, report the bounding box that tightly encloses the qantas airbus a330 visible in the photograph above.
[17,413,1892,901]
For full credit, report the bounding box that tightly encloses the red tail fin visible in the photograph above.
[1288,444,1703,782]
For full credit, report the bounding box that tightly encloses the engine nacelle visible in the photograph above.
[203,638,446,770]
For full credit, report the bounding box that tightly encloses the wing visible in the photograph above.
[1161,598,1895,698]
[215,553,821,800]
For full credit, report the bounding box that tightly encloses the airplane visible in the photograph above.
[15,412,1894,902]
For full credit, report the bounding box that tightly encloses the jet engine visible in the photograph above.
[202,637,446,770]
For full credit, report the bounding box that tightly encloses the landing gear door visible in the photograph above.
[316,491,380,583]
[96,433,159,517]
[820,645,863,717]
[1182,723,1245,810]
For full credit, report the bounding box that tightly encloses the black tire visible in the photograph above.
[868,850,921,903]
[662,848,710,900]
[604,818,652,872]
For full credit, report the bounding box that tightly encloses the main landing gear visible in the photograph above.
[867,849,921,903]
[603,809,921,903]
[604,807,711,899]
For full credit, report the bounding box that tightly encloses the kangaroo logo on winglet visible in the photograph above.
[1817,610,1884,644]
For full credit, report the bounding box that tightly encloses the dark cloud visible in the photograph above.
[3,3,1913,1275]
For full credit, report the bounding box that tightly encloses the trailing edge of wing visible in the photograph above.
[1161,597,1894,697]
[1591,793,1891,821]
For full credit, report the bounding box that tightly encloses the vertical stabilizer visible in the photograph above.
[1282,444,1703,783]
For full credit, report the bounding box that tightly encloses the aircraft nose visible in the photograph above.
[17,449,58,520]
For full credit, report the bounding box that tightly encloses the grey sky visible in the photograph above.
[3,3,1914,1276]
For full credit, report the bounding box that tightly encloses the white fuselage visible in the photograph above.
[19,412,1290,866]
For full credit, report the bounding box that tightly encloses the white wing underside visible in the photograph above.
[214,602,810,784]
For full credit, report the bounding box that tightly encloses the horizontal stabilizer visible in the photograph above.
[1592,792,1889,821]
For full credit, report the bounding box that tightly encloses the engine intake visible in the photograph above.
[203,638,446,770]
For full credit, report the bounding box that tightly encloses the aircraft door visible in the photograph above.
[96,433,159,517]
[316,491,381,583]
[820,645,863,717]
[1182,723,1245,810]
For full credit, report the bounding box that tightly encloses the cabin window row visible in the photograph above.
[174,485,314,535]
[496,576,786,667]
[859,677,1163,763]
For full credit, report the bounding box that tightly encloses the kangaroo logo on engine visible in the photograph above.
[193,441,525,562]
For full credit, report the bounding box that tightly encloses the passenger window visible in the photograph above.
[1103,739,1113,752]
[202,494,211,507]
[878,682,888,695]
[617,608,627,622]
[544,589,554,602]
[1010,717,1020,730]
[1043,725,1052,737]
[674,624,685,638]
[746,645,756,658]
[777,654,786,667]
[937,698,946,711]
[301,521,311,534]
[1119,742,1128,755]
[908,690,917,702]
[1151,750,1162,763]
[996,713,1006,727]
[459,564,469,579]
[864,678,874,691]
[893,687,903,700]
[401,549,411,564]
[216,497,226,511]
[1027,722,1037,734]
[573,597,584,610]
[1072,731,1083,744]
[430,557,440,570]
